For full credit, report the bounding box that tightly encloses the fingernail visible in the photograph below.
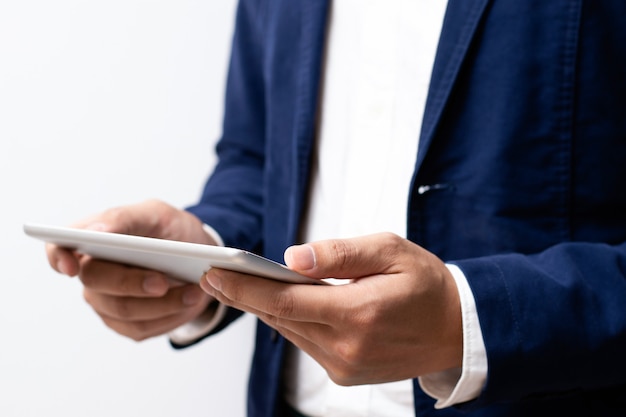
[143,274,166,295]
[286,245,316,270]
[204,272,222,292]
[183,286,202,306]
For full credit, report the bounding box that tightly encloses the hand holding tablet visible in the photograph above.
[24,223,321,285]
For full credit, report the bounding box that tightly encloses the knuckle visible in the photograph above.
[326,359,360,387]
[375,232,408,271]
[140,199,170,234]
[111,297,132,319]
[378,232,404,254]
[327,339,369,386]
[337,340,367,368]
[221,276,244,304]
[330,239,358,270]
[325,306,384,386]
[101,206,126,225]
[270,290,296,317]
[119,271,142,295]
[339,291,379,330]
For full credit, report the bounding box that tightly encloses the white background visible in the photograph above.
[0,1,257,416]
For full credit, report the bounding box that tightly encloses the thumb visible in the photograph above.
[284,233,399,279]
[72,200,166,238]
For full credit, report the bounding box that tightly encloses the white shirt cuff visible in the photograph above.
[168,301,229,345]
[418,263,488,408]
[202,223,225,247]
[168,223,227,346]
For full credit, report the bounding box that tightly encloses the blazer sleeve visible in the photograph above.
[186,0,268,253]
[452,239,626,406]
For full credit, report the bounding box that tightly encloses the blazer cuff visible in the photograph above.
[418,263,488,408]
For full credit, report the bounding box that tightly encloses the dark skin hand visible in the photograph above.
[45,199,215,341]
[201,232,463,386]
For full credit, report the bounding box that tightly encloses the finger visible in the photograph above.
[70,200,166,237]
[265,320,334,363]
[201,268,333,324]
[83,284,208,322]
[264,320,376,386]
[284,232,405,279]
[98,303,209,342]
[68,200,215,245]
[265,319,335,362]
[79,258,170,297]
[272,325,358,385]
[46,244,80,276]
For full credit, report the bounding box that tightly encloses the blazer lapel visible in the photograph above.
[415,0,491,173]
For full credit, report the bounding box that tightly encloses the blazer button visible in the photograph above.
[270,329,279,342]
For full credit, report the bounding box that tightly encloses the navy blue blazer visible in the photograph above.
[186,0,626,416]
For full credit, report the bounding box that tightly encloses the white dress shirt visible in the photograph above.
[171,1,488,415]
[282,1,486,416]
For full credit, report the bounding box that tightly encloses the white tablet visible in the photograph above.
[24,223,320,285]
